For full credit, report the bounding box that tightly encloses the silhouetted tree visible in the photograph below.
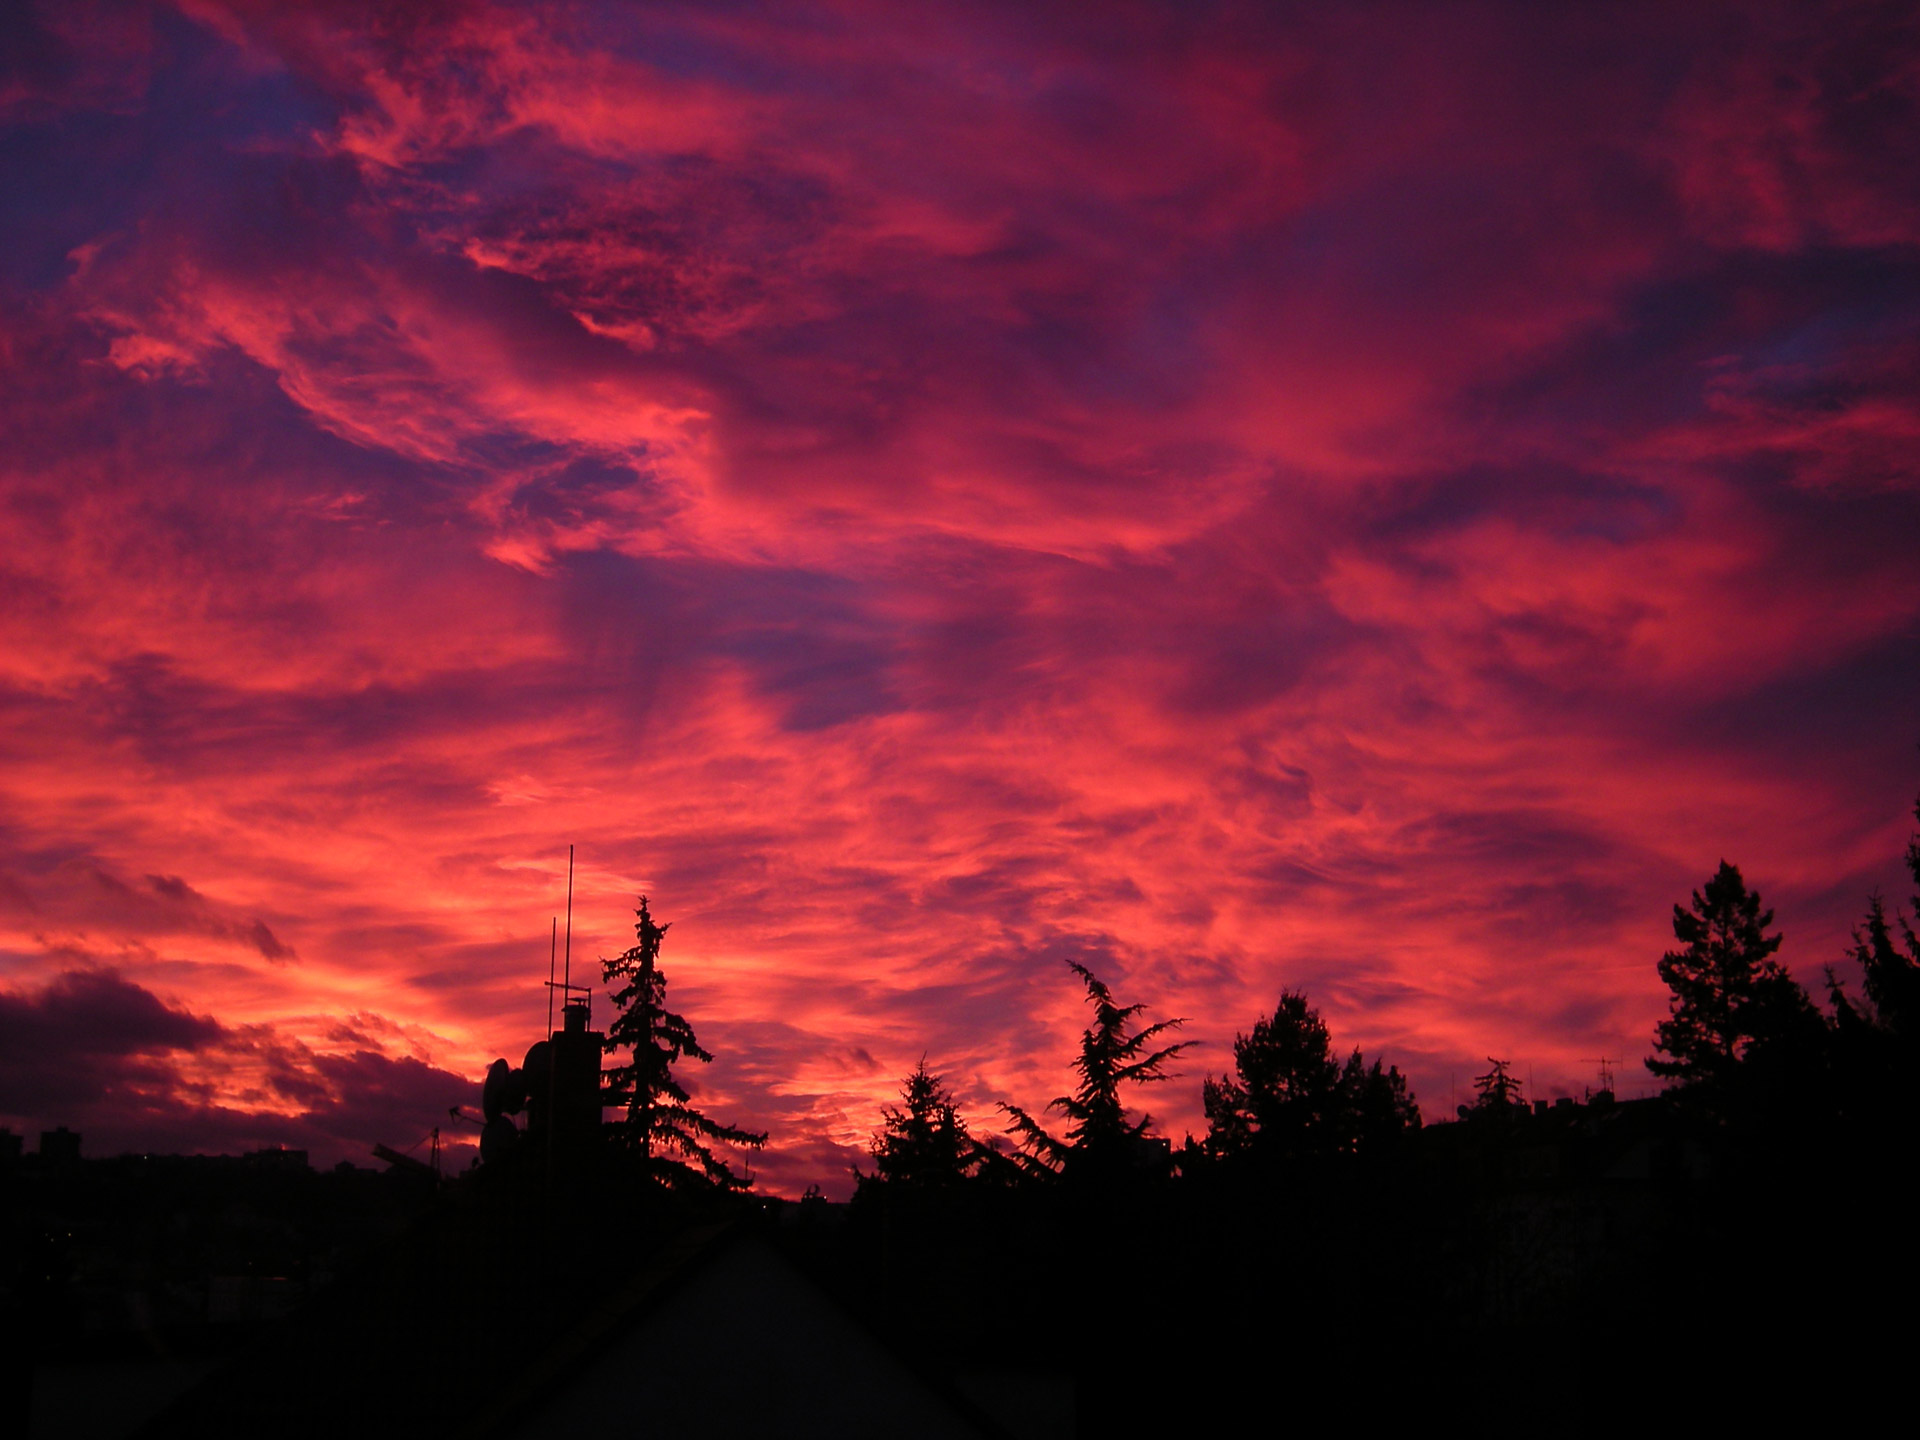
[1203,990,1338,1162]
[1471,1057,1523,1112]
[1002,961,1190,1180]
[1846,894,1920,1036]
[600,896,765,1190]
[1842,790,1920,1041]
[1204,992,1419,1163]
[858,1059,982,1191]
[1333,1047,1422,1152]
[1826,789,1920,1103]
[1647,861,1820,1103]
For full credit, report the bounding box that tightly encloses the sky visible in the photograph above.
[2,0,1917,1195]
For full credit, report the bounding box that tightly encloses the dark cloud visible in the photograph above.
[0,966,477,1166]
[0,967,220,1112]
[304,1049,476,1150]
[0,852,298,963]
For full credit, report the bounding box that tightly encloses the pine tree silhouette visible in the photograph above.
[600,897,765,1190]
[1332,1047,1421,1153]
[1204,992,1420,1162]
[1202,989,1339,1162]
[1002,961,1190,1180]
[1647,861,1817,1098]
[858,1059,983,1192]
[1472,1057,1523,1112]
[1846,789,1920,1041]
[1827,787,1920,1102]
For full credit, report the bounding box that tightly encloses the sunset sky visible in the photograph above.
[3,0,1917,1194]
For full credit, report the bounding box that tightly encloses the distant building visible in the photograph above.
[0,1127,21,1164]
[39,1126,80,1166]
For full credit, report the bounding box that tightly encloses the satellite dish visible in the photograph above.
[480,1115,518,1166]
[522,1041,552,1101]
[481,1058,512,1121]
[483,1059,529,1119]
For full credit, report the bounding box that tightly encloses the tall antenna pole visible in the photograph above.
[548,845,574,1196]
[546,917,557,1036]
[1584,1056,1619,1097]
[563,844,575,995]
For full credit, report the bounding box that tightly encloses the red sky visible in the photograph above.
[3,0,1917,1194]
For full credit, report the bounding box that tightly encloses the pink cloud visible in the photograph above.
[0,0,1916,1190]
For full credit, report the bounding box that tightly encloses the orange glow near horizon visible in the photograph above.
[3,1,1918,1194]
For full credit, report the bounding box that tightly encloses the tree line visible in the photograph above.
[594,780,1920,1202]
[490,781,1920,1429]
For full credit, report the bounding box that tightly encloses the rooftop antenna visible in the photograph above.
[1584,1056,1618,1097]
[536,845,598,1196]
[546,845,575,1194]
[563,844,575,998]
[541,849,595,1024]
[545,917,557,1036]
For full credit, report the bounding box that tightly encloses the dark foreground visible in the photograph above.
[5,1092,1911,1438]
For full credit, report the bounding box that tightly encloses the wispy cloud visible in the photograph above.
[2,0,1916,1187]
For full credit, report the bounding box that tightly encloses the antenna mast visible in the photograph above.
[563,844,574,994]
[546,916,557,1035]
[1584,1056,1619,1097]
[542,849,593,1024]
[542,844,593,1193]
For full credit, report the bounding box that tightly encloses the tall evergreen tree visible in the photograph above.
[1203,990,1339,1162]
[1852,788,1920,1037]
[1204,992,1420,1162]
[1647,861,1817,1097]
[1471,1057,1524,1112]
[859,1059,981,1191]
[600,896,765,1190]
[1003,961,1190,1179]
[1836,896,1920,1041]
[1828,788,1920,1089]
[1333,1048,1422,1153]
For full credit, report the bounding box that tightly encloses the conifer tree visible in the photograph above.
[1828,788,1920,1091]
[1848,789,1920,1039]
[600,896,765,1190]
[1647,861,1817,1097]
[1002,961,1190,1179]
[1471,1057,1524,1111]
[859,1060,980,1191]
[1333,1048,1422,1153]
[1202,989,1339,1162]
[1204,992,1420,1162]
[1848,895,1920,1036]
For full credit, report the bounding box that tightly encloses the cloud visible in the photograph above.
[0,0,1916,1191]
[0,967,222,1112]
[0,854,297,964]
[0,965,474,1165]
